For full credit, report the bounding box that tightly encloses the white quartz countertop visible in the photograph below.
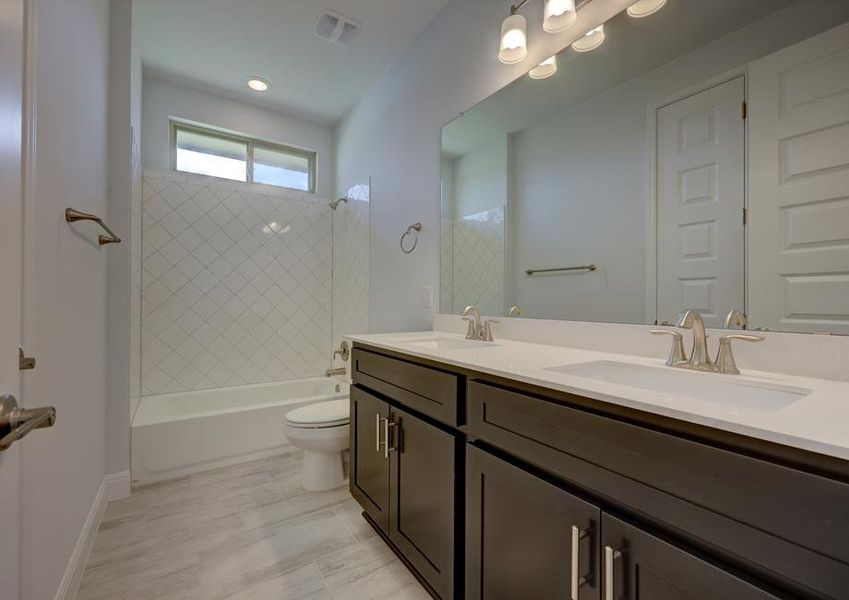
[345,331,849,462]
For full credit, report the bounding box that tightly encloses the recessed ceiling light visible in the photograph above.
[247,77,270,92]
[627,0,667,18]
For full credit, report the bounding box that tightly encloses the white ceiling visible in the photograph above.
[134,0,452,124]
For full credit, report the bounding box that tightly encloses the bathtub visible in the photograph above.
[131,377,349,486]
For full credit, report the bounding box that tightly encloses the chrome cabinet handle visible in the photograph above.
[375,413,384,453]
[383,418,397,459]
[604,545,622,600]
[571,526,589,600]
[0,395,56,451]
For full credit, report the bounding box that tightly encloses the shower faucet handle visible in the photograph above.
[333,341,350,362]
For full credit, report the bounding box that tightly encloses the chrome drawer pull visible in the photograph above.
[571,525,589,599]
[375,413,383,453]
[604,545,622,600]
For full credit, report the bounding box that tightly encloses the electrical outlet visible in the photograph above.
[424,286,434,308]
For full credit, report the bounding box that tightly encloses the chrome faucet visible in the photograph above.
[676,310,713,371]
[461,305,498,341]
[506,305,522,318]
[724,309,747,329]
[652,309,764,374]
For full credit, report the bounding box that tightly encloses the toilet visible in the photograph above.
[284,399,350,491]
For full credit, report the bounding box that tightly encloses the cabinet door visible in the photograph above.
[350,386,390,531]
[389,405,457,600]
[466,445,601,600]
[601,514,780,600]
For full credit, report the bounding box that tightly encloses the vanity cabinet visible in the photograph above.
[466,445,600,600]
[350,343,849,600]
[350,349,462,599]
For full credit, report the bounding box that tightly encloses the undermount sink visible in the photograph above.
[546,361,811,412]
[394,336,499,351]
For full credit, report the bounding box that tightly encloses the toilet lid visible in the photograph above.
[286,399,349,427]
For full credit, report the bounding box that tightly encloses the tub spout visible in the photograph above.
[325,367,346,377]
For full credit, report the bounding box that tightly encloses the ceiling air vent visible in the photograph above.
[314,10,360,46]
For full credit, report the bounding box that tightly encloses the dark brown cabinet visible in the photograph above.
[466,445,601,600]
[601,514,781,600]
[350,384,458,599]
[350,386,390,531]
[389,405,457,600]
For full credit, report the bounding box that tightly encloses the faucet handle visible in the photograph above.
[650,329,687,366]
[715,334,765,374]
[481,319,500,342]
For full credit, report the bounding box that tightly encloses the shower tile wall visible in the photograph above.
[140,171,332,395]
[450,207,505,317]
[331,180,370,352]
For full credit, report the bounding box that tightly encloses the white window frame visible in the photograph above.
[170,120,317,193]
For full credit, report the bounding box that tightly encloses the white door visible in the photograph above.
[657,76,746,328]
[748,22,849,334]
[0,0,25,595]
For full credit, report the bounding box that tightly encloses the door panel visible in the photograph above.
[601,514,780,600]
[389,407,459,600]
[389,405,456,600]
[749,22,849,334]
[350,386,390,531]
[466,445,601,600]
[0,0,24,595]
[657,76,745,327]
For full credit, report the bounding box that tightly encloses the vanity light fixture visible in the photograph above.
[246,77,270,92]
[498,10,529,64]
[529,55,557,79]
[543,0,577,33]
[571,23,605,52]
[626,0,667,18]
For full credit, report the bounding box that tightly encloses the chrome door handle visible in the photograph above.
[0,394,56,451]
[604,545,622,600]
[571,526,589,600]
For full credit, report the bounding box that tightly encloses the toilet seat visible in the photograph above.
[286,399,349,429]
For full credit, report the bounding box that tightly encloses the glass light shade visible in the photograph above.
[247,77,270,92]
[529,55,557,79]
[627,0,667,18]
[543,0,577,33]
[498,13,528,64]
[571,24,605,52]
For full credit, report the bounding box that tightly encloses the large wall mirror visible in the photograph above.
[440,0,849,334]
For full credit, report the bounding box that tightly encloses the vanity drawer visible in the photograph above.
[468,380,849,599]
[352,347,460,426]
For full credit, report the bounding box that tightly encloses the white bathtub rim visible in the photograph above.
[133,378,348,427]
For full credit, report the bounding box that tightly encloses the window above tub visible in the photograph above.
[170,121,316,193]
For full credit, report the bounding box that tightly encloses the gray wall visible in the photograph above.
[24,0,110,596]
[142,75,335,199]
[335,0,634,330]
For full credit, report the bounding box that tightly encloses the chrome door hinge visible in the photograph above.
[19,348,35,370]
[742,101,747,119]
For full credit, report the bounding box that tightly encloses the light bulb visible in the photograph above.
[498,13,528,64]
[543,0,576,33]
[627,0,667,18]
[529,55,557,79]
[571,24,605,53]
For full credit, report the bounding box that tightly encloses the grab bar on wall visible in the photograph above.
[525,264,597,276]
[65,208,122,245]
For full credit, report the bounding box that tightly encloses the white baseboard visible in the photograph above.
[54,471,129,600]
[104,470,131,501]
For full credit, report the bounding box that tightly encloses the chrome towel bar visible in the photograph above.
[65,208,121,245]
[525,264,597,276]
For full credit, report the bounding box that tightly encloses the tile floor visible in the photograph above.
[76,451,429,600]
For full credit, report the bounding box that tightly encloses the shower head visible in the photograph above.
[329,197,348,210]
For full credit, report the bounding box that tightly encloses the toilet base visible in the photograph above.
[301,449,346,491]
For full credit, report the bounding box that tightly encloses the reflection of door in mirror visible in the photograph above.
[749,22,849,335]
[656,77,746,328]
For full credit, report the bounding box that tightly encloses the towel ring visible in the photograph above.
[400,222,422,254]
